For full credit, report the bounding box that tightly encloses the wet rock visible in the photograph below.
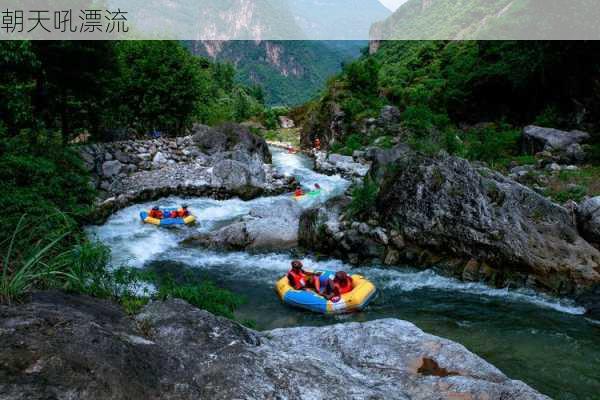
[576,196,600,246]
[522,125,590,154]
[183,198,301,251]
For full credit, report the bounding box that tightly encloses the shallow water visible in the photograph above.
[87,147,600,400]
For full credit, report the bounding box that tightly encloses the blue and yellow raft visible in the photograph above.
[275,270,376,314]
[139,208,196,226]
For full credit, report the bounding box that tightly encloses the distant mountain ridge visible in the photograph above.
[187,0,389,105]
[370,0,600,40]
[190,40,367,106]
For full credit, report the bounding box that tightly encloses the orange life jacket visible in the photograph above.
[334,277,353,295]
[177,209,190,218]
[288,268,308,290]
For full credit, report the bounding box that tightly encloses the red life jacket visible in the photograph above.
[149,210,163,219]
[295,188,304,197]
[334,277,353,295]
[288,268,308,290]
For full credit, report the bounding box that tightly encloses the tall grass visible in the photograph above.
[0,215,77,304]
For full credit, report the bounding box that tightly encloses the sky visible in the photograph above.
[378,0,409,11]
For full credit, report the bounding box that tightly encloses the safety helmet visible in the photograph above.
[335,271,348,281]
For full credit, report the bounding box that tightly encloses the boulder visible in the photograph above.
[314,152,370,178]
[378,105,401,127]
[278,115,295,129]
[376,149,600,295]
[192,123,271,163]
[577,196,600,246]
[211,159,253,190]
[183,198,301,251]
[101,160,122,178]
[0,292,549,400]
[522,125,590,154]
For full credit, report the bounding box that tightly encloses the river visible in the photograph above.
[87,147,600,400]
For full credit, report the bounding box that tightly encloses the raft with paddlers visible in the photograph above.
[140,205,196,226]
[293,189,322,201]
[293,183,323,200]
[275,270,376,314]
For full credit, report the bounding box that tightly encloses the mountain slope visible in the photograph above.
[370,0,600,40]
[190,40,366,106]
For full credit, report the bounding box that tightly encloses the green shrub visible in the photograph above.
[463,125,521,167]
[157,275,243,319]
[347,178,379,218]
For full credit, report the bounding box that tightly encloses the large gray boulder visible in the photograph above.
[0,292,549,400]
[183,198,301,251]
[577,196,600,246]
[522,125,590,154]
[192,123,271,163]
[101,160,122,178]
[376,150,600,295]
[211,159,254,190]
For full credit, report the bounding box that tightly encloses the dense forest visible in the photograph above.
[304,41,600,160]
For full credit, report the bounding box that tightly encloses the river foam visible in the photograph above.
[86,146,586,316]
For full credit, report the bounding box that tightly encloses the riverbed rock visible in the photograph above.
[314,151,370,179]
[376,149,600,296]
[183,198,302,251]
[0,292,550,400]
[522,125,590,154]
[576,196,600,246]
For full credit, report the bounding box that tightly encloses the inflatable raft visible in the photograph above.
[275,270,376,314]
[140,208,196,226]
[293,189,322,201]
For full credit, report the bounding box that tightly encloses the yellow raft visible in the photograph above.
[140,208,196,226]
[275,270,376,314]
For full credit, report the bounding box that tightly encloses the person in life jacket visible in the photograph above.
[149,206,163,219]
[287,260,322,293]
[324,271,354,301]
[314,138,321,150]
[294,186,304,197]
[176,204,190,218]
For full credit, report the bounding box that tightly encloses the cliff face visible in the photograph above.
[0,291,550,400]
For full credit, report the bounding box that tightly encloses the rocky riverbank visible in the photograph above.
[0,291,549,400]
[299,141,600,316]
[81,124,295,224]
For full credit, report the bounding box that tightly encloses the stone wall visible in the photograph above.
[79,136,204,191]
